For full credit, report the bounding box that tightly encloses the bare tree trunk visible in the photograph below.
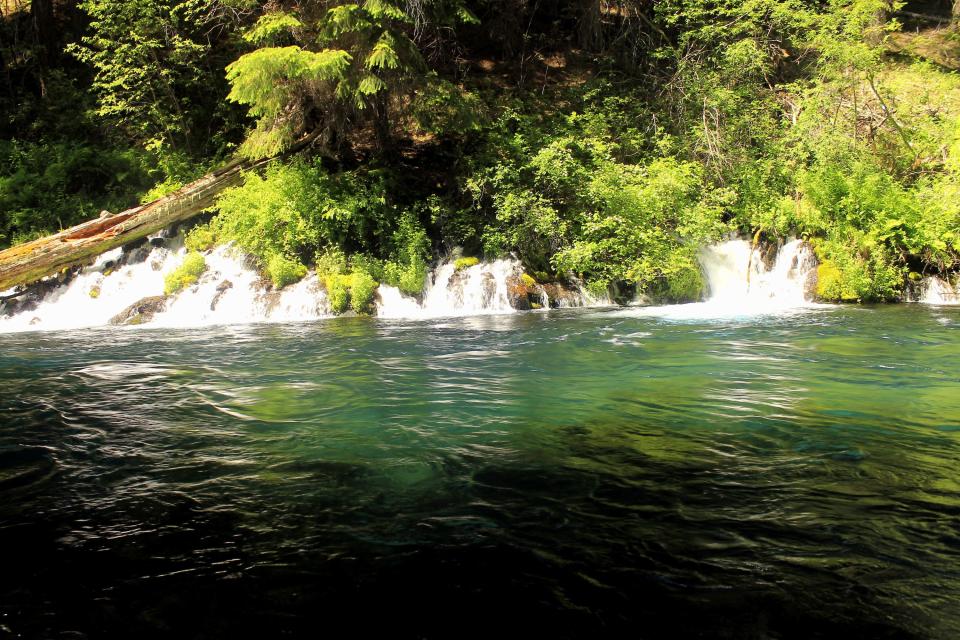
[578,0,603,51]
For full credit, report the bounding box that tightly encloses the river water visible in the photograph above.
[1,305,959,638]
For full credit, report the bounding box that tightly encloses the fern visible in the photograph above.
[243,12,301,45]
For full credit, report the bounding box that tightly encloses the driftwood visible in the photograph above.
[0,131,323,292]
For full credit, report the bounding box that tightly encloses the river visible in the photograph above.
[1,304,958,638]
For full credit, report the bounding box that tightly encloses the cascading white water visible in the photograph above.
[0,244,604,332]
[375,257,602,319]
[699,238,817,307]
[0,241,183,332]
[620,238,819,320]
[376,258,515,319]
[0,240,331,333]
[916,276,959,305]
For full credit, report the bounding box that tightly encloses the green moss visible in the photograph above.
[164,252,207,295]
[89,285,101,299]
[454,256,479,271]
[266,253,307,288]
[520,272,537,287]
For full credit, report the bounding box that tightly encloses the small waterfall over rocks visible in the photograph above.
[0,239,332,332]
[910,276,959,305]
[0,242,600,332]
[699,238,818,307]
[375,257,601,319]
[621,237,820,320]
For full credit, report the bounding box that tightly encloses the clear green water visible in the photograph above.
[1,305,959,638]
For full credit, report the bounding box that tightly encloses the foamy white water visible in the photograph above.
[0,241,332,333]
[917,276,959,305]
[615,238,821,320]
[1,243,605,332]
[375,257,602,319]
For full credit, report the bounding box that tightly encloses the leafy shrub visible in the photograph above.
[164,252,207,295]
[324,274,351,314]
[350,269,378,314]
[266,253,307,288]
[184,223,216,252]
[381,212,429,296]
[0,140,152,248]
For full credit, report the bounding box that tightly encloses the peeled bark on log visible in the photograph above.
[0,131,324,292]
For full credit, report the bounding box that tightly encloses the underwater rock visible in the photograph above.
[109,295,168,326]
[0,447,56,492]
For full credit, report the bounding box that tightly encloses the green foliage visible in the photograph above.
[225,47,353,158]
[164,251,207,295]
[266,253,308,288]
[412,77,485,137]
[454,256,479,271]
[184,223,216,253]
[70,0,215,153]
[324,274,351,314]
[382,211,429,295]
[350,269,378,314]
[0,140,152,248]
[244,12,302,45]
[208,159,394,272]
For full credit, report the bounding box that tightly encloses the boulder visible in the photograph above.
[505,275,532,310]
[109,296,167,326]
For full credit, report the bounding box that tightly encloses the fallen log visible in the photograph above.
[0,131,323,292]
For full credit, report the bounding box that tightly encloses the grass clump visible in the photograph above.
[164,252,207,295]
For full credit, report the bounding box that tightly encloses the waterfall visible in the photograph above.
[1,245,602,332]
[376,257,601,319]
[0,240,331,333]
[620,238,819,320]
[915,276,959,305]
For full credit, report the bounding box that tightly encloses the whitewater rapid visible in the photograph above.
[3,233,956,333]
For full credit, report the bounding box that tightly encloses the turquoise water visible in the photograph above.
[1,305,959,638]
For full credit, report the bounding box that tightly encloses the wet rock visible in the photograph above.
[149,237,166,248]
[505,274,532,310]
[540,282,581,308]
[257,289,282,316]
[122,236,149,253]
[210,280,234,311]
[759,241,779,271]
[481,272,497,307]
[109,296,167,326]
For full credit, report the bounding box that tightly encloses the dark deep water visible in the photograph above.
[1,305,959,639]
